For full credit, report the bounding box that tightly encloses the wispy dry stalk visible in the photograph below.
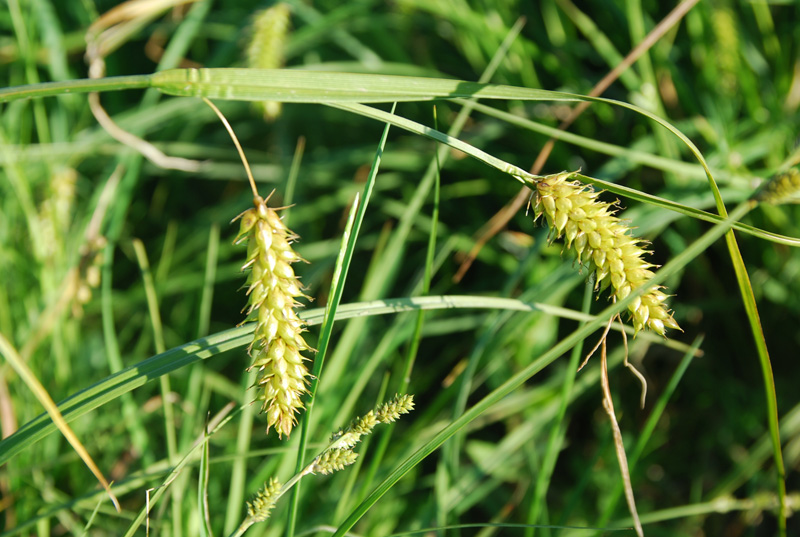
[85,0,202,172]
[532,171,681,336]
[598,332,644,537]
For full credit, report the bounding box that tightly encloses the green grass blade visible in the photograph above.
[133,237,183,536]
[330,102,533,180]
[725,230,787,534]
[0,290,705,469]
[223,368,257,536]
[0,75,151,102]
[577,174,800,247]
[356,101,447,525]
[281,136,306,225]
[286,193,361,536]
[526,280,594,536]
[198,422,212,537]
[156,70,724,206]
[0,67,752,199]
[197,224,220,339]
[150,69,582,104]
[288,107,393,536]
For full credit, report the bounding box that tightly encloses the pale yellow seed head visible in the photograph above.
[533,172,680,336]
[238,196,312,438]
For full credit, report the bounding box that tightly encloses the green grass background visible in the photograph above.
[1,0,799,536]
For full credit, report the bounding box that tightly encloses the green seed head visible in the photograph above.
[754,168,800,205]
[246,477,281,523]
[312,448,359,475]
[533,172,680,336]
[246,3,291,121]
[329,394,415,450]
[237,196,312,438]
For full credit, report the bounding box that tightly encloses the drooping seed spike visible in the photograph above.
[237,195,312,438]
[531,171,680,336]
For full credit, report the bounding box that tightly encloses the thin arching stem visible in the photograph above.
[202,97,259,198]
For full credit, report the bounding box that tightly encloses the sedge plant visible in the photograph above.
[1,4,799,537]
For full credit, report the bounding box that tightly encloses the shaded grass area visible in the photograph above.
[1,1,799,536]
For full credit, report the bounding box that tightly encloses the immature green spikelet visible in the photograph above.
[754,168,800,205]
[235,195,311,438]
[312,448,359,475]
[246,477,282,523]
[235,394,414,532]
[329,394,415,450]
[533,172,680,336]
[375,393,415,422]
[711,7,740,96]
[246,3,291,121]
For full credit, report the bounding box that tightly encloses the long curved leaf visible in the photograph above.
[0,293,700,467]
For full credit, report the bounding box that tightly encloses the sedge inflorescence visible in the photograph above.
[754,167,800,205]
[312,394,415,473]
[328,393,415,450]
[532,171,680,336]
[235,394,414,533]
[246,477,282,523]
[246,3,291,121]
[235,194,311,438]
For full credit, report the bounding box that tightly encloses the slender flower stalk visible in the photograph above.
[532,171,680,336]
[235,195,311,438]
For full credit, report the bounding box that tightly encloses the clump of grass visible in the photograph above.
[532,171,681,336]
